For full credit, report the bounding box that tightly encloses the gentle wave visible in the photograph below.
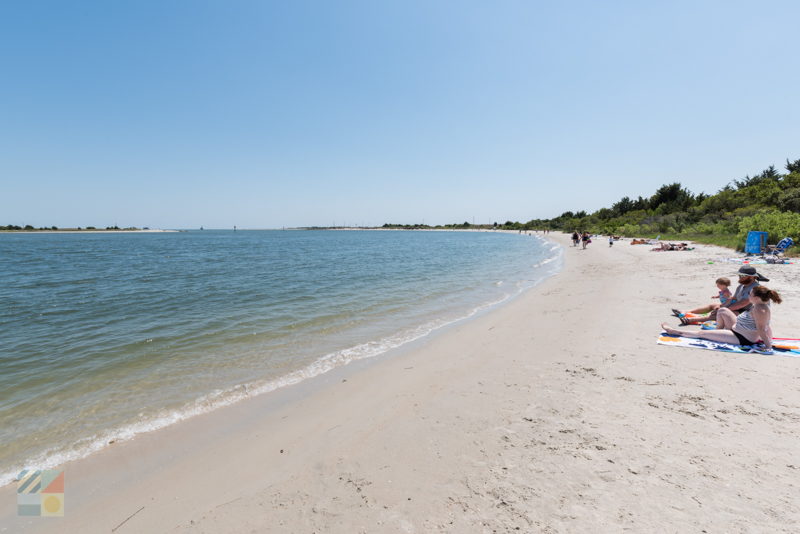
[0,262,547,487]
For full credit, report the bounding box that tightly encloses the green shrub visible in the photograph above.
[737,210,800,244]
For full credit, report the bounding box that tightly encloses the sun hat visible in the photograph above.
[735,265,769,282]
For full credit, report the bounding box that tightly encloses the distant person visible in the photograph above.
[662,285,782,354]
[608,235,614,247]
[572,231,580,247]
[581,232,591,249]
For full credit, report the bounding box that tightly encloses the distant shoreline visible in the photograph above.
[0,229,178,234]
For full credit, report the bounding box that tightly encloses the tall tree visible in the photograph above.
[649,183,695,213]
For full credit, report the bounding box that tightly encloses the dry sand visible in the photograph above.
[2,232,799,533]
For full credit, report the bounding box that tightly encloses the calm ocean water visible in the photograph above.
[0,230,561,486]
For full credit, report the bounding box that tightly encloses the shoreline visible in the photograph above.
[3,233,799,532]
[0,231,558,491]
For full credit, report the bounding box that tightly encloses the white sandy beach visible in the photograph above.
[2,232,799,533]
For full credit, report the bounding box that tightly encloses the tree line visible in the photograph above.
[499,158,800,249]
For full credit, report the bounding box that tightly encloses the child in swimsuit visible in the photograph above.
[712,277,733,305]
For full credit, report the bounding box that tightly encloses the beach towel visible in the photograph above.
[657,333,800,358]
[721,257,794,265]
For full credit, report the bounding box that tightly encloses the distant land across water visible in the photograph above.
[1,225,157,232]
[1,222,524,232]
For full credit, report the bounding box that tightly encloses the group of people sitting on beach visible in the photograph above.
[661,266,782,355]
[651,242,692,251]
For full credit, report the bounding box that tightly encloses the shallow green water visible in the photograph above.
[0,229,561,485]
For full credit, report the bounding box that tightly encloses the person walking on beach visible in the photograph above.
[572,231,580,247]
[581,232,591,249]
[673,266,764,325]
[662,285,781,354]
[609,235,614,247]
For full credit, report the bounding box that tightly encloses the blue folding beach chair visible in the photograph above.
[766,237,794,257]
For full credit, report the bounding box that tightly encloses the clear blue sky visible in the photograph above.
[2,1,798,228]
